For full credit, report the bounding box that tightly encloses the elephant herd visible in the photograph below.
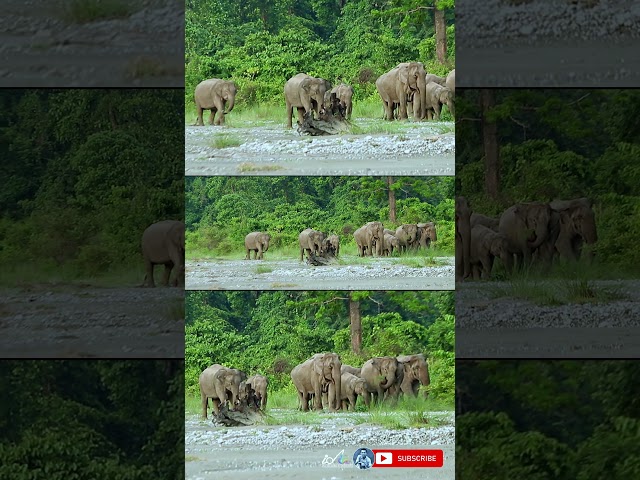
[456,197,598,281]
[141,220,185,287]
[193,64,454,127]
[199,364,268,419]
[291,353,430,412]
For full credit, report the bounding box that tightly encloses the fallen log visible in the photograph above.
[212,400,266,427]
[296,110,351,136]
[305,252,338,266]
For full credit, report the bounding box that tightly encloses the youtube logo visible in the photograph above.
[375,452,393,465]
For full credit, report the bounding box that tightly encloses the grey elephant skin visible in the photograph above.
[361,356,402,406]
[299,228,326,261]
[456,196,472,281]
[382,233,399,256]
[246,374,268,410]
[470,225,510,280]
[499,202,552,273]
[395,224,419,253]
[470,213,499,231]
[376,62,427,121]
[340,364,362,376]
[284,73,331,128]
[199,364,225,418]
[141,220,184,288]
[194,79,237,126]
[354,221,385,257]
[340,372,367,411]
[445,69,455,117]
[417,222,437,248]
[213,367,247,412]
[245,232,271,260]
[323,234,340,257]
[329,83,354,119]
[291,353,342,411]
[425,74,446,86]
[424,82,453,121]
[396,354,430,397]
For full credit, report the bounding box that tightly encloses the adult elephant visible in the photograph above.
[354,221,385,257]
[340,372,367,411]
[470,225,511,280]
[194,78,237,126]
[417,222,437,249]
[425,73,446,86]
[361,356,402,406]
[246,374,268,410]
[424,83,453,121]
[213,367,247,411]
[445,69,455,117]
[395,224,419,253]
[323,234,340,257]
[299,228,326,261]
[245,232,271,260]
[382,233,399,256]
[330,83,354,119]
[291,353,342,412]
[396,354,430,397]
[456,197,472,281]
[199,364,225,418]
[376,62,427,121]
[499,202,552,273]
[141,220,184,288]
[341,364,362,376]
[470,213,499,231]
[284,73,331,128]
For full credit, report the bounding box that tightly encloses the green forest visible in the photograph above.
[185,290,454,404]
[185,176,454,257]
[0,360,183,480]
[0,90,183,285]
[185,0,455,111]
[457,89,640,273]
[457,360,640,479]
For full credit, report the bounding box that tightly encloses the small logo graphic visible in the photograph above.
[353,447,375,470]
[375,451,393,465]
[322,449,351,467]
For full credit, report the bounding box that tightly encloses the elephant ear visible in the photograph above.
[398,67,409,87]
[301,78,312,92]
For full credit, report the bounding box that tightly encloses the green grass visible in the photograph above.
[210,135,243,149]
[62,0,136,23]
[185,456,199,462]
[237,163,284,173]
[255,265,273,274]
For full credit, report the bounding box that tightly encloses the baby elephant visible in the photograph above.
[382,233,399,256]
[246,374,268,410]
[340,372,367,411]
[470,224,510,280]
[323,234,340,257]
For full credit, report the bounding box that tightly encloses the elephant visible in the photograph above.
[329,83,354,120]
[499,202,553,273]
[424,82,453,121]
[376,62,427,121]
[470,213,499,231]
[470,225,511,280]
[284,73,331,128]
[323,234,340,257]
[299,228,327,261]
[341,364,362,376]
[340,372,367,411]
[417,222,437,249]
[213,367,247,411]
[383,228,395,236]
[360,356,402,407]
[396,354,430,397]
[456,196,472,281]
[323,91,346,118]
[395,224,419,253]
[246,374,268,410]
[354,221,385,257]
[425,73,446,86]
[244,232,271,260]
[445,69,455,117]
[382,233,399,256]
[141,220,184,288]
[199,364,225,418]
[291,353,342,412]
[194,78,237,126]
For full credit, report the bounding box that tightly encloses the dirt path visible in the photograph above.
[0,0,182,87]
[185,411,455,479]
[0,286,183,358]
[185,120,454,176]
[186,257,455,290]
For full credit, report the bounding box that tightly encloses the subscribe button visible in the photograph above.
[372,449,444,468]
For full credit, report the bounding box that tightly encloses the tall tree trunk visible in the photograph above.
[349,293,362,354]
[480,90,500,199]
[435,7,447,64]
[387,176,396,223]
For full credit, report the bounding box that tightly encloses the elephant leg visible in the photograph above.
[196,106,204,126]
[213,97,225,125]
[208,109,216,126]
[201,394,208,419]
[161,263,173,286]
[212,398,221,415]
[257,247,263,260]
[286,101,293,128]
[434,103,441,121]
[144,260,155,287]
[262,392,267,410]
[245,249,250,260]
[313,389,323,411]
[296,107,305,124]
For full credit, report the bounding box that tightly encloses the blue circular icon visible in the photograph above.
[353,447,374,469]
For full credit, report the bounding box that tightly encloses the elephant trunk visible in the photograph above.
[417,76,427,121]
[381,369,395,389]
[527,226,548,249]
[333,368,341,410]
[420,365,430,387]
[582,219,598,245]
[224,96,235,114]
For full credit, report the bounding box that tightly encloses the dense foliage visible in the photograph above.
[185,291,454,402]
[457,360,640,479]
[185,0,455,107]
[0,90,183,280]
[457,89,640,270]
[0,360,183,480]
[185,176,454,253]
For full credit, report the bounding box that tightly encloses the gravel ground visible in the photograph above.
[0,285,184,357]
[186,257,455,291]
[456,279,640,357]
[185,411,455,480]
[185,120,454,176]
[0,0,183,87]
[457,0,640,86]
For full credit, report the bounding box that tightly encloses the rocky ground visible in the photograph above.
[185,410,455,480]
[0,0,183,87]
[0,285,184,357]
[185,257,455,291]
[185,120,455,176]
[457,0,640,86]
[456,279,640,357]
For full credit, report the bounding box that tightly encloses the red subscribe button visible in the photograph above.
[372,449,444,468]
